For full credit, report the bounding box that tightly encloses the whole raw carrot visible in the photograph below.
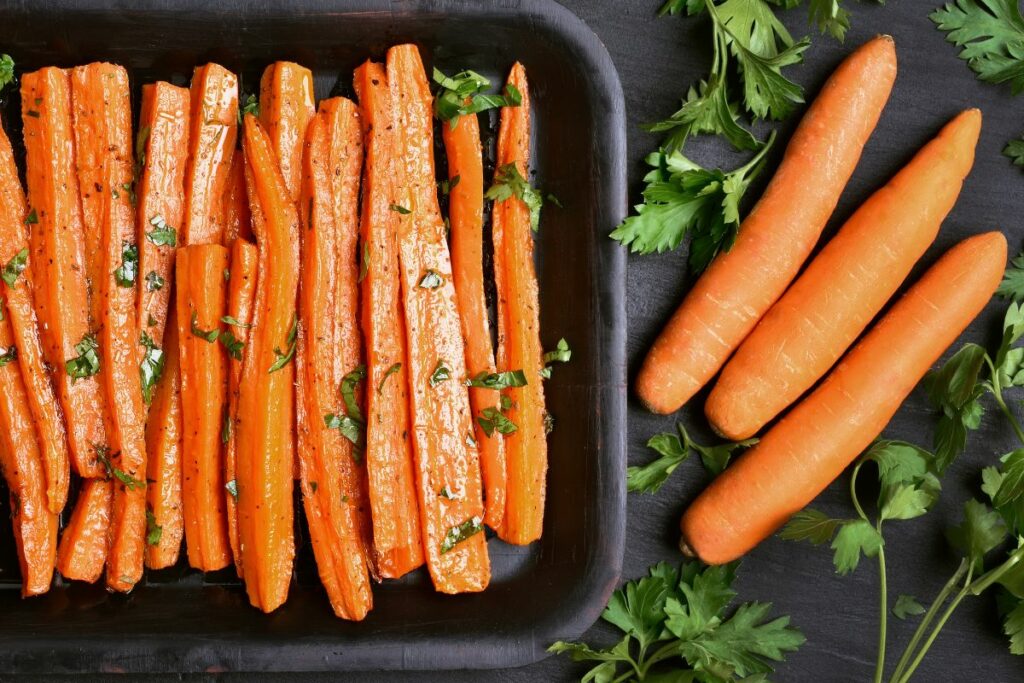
[259,61,316,203]
[236,114,299,612]
[682,231,1008,564]
[388,44,490,593]
[56,478,113,583]
[353,60,424,578]
[707,109,982,440]
[636,35,898,415]
[222,149,252,244]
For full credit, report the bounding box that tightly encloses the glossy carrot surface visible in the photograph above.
[223,149,252,244]
[259,61,316,203]
[56,478,113,583]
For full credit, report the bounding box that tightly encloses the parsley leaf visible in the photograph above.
[1005,136,1024,167]
[219,328,244,361]
[225,479,238,499]
[0,344,16,367]
[418,269,443,289]
[999,253,1024,300]
[439,516,484,554]
[238,93,259,124]
[114,241,138,287]
[628,423,756,493]
[146,214,177,247]
[378,362,402,393]
[268,317,298,373]
[145,508,163,546]
[429,360,451,386]
[779,509,849,545]
[932,0,1024,94]
[324,412,363,454]
[144,270,164,292]
[190,311,220,343]
[477,406,517,437]
[340,365,366,425]
[65,333,100,380]
[923,342,987,472]
[95,445,145,491]
[1,248,28,287]
[139,332,165,405]
[485,163,549,231]
[831,519,884,575]
[432,68,521,126]
[892,594,926,620]
[389,203,411,215]
[0,54,13,93]
[947,498,1008,573]
[465,369,527,390]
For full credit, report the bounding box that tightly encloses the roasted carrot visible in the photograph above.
[175,244,231,571]
[296,101,374,619]
[259,61,316,203]
[137,82,190,347]
[707,109,982,440]
[682,231,1008,565]
[72,63,148,593]
[635,35,898,415]
[224,238,257,577]
[222,149,252,244]
[236,115,299,612]
[21,67,108,481]
[56,478,113,583]
[492,64,547,546]
[353,60,425,578]
[183,63,238,246]
[387,44,490,593]
[0,110,70,515]
[0,303,58,596]
[443,98,506,531]
[145,306,183,569]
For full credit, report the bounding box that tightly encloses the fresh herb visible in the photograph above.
[932,0,1024,95]
[628,423,757,494]
[892,594,926,621]
[221,315,253,329]
[466,369,527,390]
[439,515,484,554]
[219,328,244,361]
[95,445,145,491]
[225,479,238,500]
[485,163,548,232]
[432,68,521,126]
[2,248,28,287]
[146,214,177,247]
[429,360,451,386]
[389,203,411,215]
[310,481,318,494]
[65,333,100,380]
[139,332,165,405]
[440,174,461,195]
[1006,136,1024,167]
[0,344,16,367]
[238,93,259,124]
[477,406,517,437]
[145,509,162,546]
[418,269,444,289]
[550,560,804,681]
[24,208,38,225]
[540,337,572,378]
[268,317,298,373]
[114,241,138,287]
[340,365,367,424]
[378,362,402,393]
[999,253,1024,300]
[144,270,165,292]
[324,412,363,454]
[0,54,13,92]
[122,182,136,207]
[190,311,220,343]
[438,486,456,500]
[147,313,157,328]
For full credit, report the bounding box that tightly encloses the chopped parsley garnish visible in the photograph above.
[24,208,38,225]
[439,516,484,554]
[389,203,411,215]
[378,362,402,393]
[324,413,364,456]
[219,328,244,361]
[418,269,444,289]
[0,344,16,368]
[66,333,100,380]
[440,175,461,195]
[340,365,367,424]
[0,54,13,93]
[478,406,517,437]
[540,338,572,378]
[466,369,527,390]
[268,316,298,373]
[190,311,220,343]
[114,241,139,287]
[486,163,548,231]
[146,214,177,247]
[139,332,165,405]
[144,270,165,291]
[225,479,238,500]
[2,248,29,287]
[238,93,259,124]
[430,360,451,386]
[432,68,521,127]
[221,315,253,329]
[95,444,144,490]
[438,486,457,500]
[145,508,162,546]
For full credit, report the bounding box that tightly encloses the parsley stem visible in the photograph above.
[850,460,870,521]
[893,575,972,683]
[991,383,1024,446]
[873,522,888,683]
[968,543,1024,595]
[637,640,684,678]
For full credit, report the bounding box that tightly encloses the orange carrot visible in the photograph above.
[224,237,258,577]
[296,100,374,619]
[707,109,982,440]
[137,82,190,347]
[682,231,1008,565]
[222,149,252,244]
[175,244,231,571]
[635,35,898,415]
[183,64,238,246]
[56,478,113,583]
[236,114,299,612]
[259,61,316,203]
[21,67,108,481]
[353,60,425,578]
[443,99,506,531]
[387,44,490,593]
[492,64,547,546]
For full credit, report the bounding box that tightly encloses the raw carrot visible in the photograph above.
[236,114,299,612]
[707,109,982,440]
[21,67,108,481]
[296,101,374,620]
[635,35,898,415]
[353,60,424,578]
[176,244,231,571]
[72,63,148,593]
[224,237,258,577]
[259,61,316,203]
[681,231,1008,565]
[137,82,190,347]
[443,99,506,531]
[492,63,547,546]
[387,44,490,593]
[56,478,113,583]
[222,149,252,244]
[145,307,183,570]
[0,110,70,514]
[0,303,58,596]
[183,63,238,246]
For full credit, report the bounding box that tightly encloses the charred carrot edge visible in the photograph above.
[57,478,113,583]
[635,36,899,415]
[387,44,490,594]
[144,305,184,570]
[0,302,58,596]
[682,232,1008,565]
[443,105,506,531]
[175,244,232,571]
[237,115,299,612]
[225,238,258,578]
[493,64,547,546]
[259,61,316,203]
[137,82,190,349]
[353,60,425,579]
[183,63,238,246]
[222,149,253,244]
[71,63,149,594]
[21,67,108,480]
[297,102,374,619]
[0,109,70,514]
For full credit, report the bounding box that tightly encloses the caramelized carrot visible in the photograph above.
[296,101,373,619]
[183,64,238,246]
[56,478,113,583]
[137,82,190,348]
[353,60,425,578]
[493,64,547,545]
[236,115,299,612]
[387,44,490,593]
[176,244,231,571]
[222,149,252,244]
[21,67,108,481]
[259,61,316,202]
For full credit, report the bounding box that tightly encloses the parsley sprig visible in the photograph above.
[0,54,13,93]
[432,68,521,126]
[628,423,756,493]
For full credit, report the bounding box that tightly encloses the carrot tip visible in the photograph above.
[679,536,696,558]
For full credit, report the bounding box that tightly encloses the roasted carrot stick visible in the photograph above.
[259,61,316,203]
[236,115,299,612]
[21,67,108,481]
[224,238,258,578]
[0,303,58,596]
[296,101,373,619]
[137,82,190,348]
[56,478,113,583]
[72,63,148,593]
[387,44,490,593]
[682,231,1008,565]
[175,244,231,571]
[222,149,252,244]
[707,109,982,440]
[183,63,238,246]
[353,60,424,578]
[0,110,70,515]
[636,35,898,415]
[145,306,183,570]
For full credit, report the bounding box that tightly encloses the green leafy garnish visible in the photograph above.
[221,315,253,329]
[95,444,145,491]
[1005,136,1024,167]
[432,68,521,126]
[146,214,177,247]
[378,362,402,393]
[1000,253,1024,300]
[440,175,461,195]
[190,311,220,343]
[139,332,165,405]
[429,360,451,386]
[418,269,444,289]
[219,328,244,361]
[0,54,13,93]
[2,248,29,287]
[465,370,527,390]
[268,317,298,373]
[238,93,259,124]
[144,270,165,292]
[24,209,38,225]
[892,594,925,620]
[485,163,549,232]
[225,479,238,500]
[146,509,163,546]
[439,516,484,554]
[65,333,100,380]
[114,241,138,287]
[324,413,363,456]
[932,0,1024,94]
[477,406,517,437]
[0,344,16,367]
[540,338,572,378]
[389,203,411,215]
[340,365,366,425]
[627,423,756,493]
